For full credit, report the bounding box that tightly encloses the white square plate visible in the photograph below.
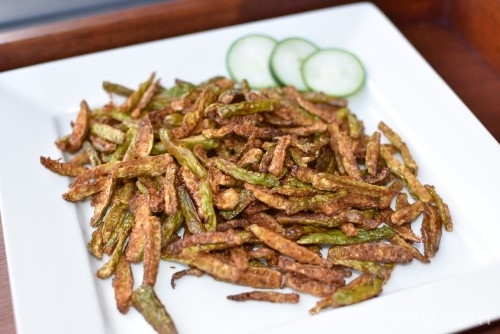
[1,2,499,333]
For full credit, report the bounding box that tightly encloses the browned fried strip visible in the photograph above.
[227,290,299,304]
[249,224,332,268]
[327,242,414,263]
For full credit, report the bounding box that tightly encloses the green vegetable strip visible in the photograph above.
[102,81,134,97]
[161,210,184,248]
[177,185,205,234]
[214,158,280,187]
[96,224,129,279]
[276,213,342,228]
[104,212,134,253]
[380,146,431,202]
[199,179,217,231]
[179,84,219,136]
[180,135,220,150]
[330,258,394,279]
[131,284,178,334]
[331,274,384,306]
[217,100,277,117]
[159,128,207,179]
[90,123,126,144]
[425,184,453,232]
[297,226,395,245]
[110,126,137,162]
[122,72,156,113]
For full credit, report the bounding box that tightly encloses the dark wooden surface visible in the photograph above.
[1,1,499,333]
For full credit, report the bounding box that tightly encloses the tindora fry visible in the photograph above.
[123,115,154,160]
[327,242,414,263]
[421,203,442,258]
[41,73,453,333]
[425,184,453,232]
[55,100,90,153]
[227,290,300,303]
[249,224,332,268]
[378,121,418,174]
[113,257,134,314]
[277,256,346,284]
[365,131,381,176]
[297,225,395,245]
[380,145,431,202]
[131,283,178,334]
[283,272,338,297]
[170,268,204,288]
[40,156,89,176]
[337,130,362,180]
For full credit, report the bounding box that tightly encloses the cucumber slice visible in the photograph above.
[270,37,318,91]
[301,48,366,97]
[226,34,278,89]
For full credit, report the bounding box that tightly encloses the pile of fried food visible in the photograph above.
[40,73,452,334]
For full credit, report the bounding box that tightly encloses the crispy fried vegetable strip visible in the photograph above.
[297,226,395,245]
[337,131,362,180]
[378,121,418,174]
[268,135,291,176]
[328,242,414,263]
[232,266,282,289]
[163,163,178,216]
[167,229,243,254]
[97,217,130,279]
[143,213,162,286]
[421,203,442,258]
[125,194,149,262]
[389,234,429,263]
[63,177,109,202]
[425,184,453,232]
[310,274,384,314]
[227,291,299,304]
[131,284,178,334]
[330,258,394,280]
[365,131,381,176]
[198,179,217,231]
[249,224,332,268]
[277,256,345,284]
[40,156,89,176]
[159,128,207,179]
[112,154,173,179]
[112,257,133,314]
[214,158,280,187]
[170,268,204,288]
[276,213,341,228]
[56,100,90,153]
[103,81,133,97]
[165,249,241,283]
[380,145,431,202]
[217,100,277,117]
[121,72,155,113]
[291,166,390,196]
[161,210,183,248]
[177,84,219,137]
[90,123,126,145]
[176,185,205,234]
[110,126,136,162]
[390,201,425,225]
[124,116,154,160]
[90,176,116,227]
[283,272,337,297]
